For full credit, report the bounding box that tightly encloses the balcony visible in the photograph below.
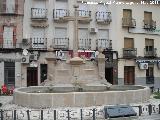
[123,48,137,58]
[78,10,91,23]
[146,76,154,84]
[122,18,136,28]
[53,9,69,22]
[143,20,156,30]
[52,38,69,50]
[31,8,47,20]
[96,12,111,24]
[96,39,112,50]
[30,38,47,50]
[144,48,157,57]
[0,42,22,50]
[79,39,91,50]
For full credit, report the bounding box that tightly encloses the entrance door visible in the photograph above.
[105,68,113,84]
[124,66,135,85]
[27,67,38,86]
[4,62,15,87]
[40,64,47,83]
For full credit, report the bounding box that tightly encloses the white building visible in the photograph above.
[0,0,160,89]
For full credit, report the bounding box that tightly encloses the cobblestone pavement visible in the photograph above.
[0,95,160,120]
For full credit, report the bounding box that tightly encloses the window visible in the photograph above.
[146,66,154,84]
[124,38,134,48]
[0,0,18,13]
[144,11,152,21]
[4,62,15,87]
[145,39,154,51]
[2,26,16,48]
[123,9,132,18]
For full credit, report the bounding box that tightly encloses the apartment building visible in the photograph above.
[114,0,160,88]
[21,0,116,87]
[0,0,159,88]
[0,0,24,87]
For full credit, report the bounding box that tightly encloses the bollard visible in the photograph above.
[67,110,70,120]
[41,110,43,120]
[80,109,83,120]
[138,106,142,116]
[27,110,30,120]
[54,110,56,120]
[0,109,3,120]
[92,108,96,120]
[159,104,160,114]
[14,110,16,120]
[148,104,152,115]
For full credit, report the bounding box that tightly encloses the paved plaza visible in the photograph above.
[0,95,160,120]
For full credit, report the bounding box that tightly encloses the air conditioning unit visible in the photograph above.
[21,55,29,63]
[139,63,148,70]
[90,28,98,34]
[30,54,38,61]
[56,50,67,60]
[22,39,29,46]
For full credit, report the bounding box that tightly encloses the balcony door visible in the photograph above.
[98,29,109,49]
[32,28,45,48]
[124,66,135,85]
[144,12,152,21]
[3,26,14,48]
[123,9,132,18]
[6,0,15,13]
[54,27,68,48]
[55,0,68,17]
[145,39,154,56]
[124,38,134,49]
[78,28,90,49]
[32,1,46,18]
[78,3,89,17]
[97,4,108,20]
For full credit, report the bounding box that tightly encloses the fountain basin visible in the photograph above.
[13,85,150,108]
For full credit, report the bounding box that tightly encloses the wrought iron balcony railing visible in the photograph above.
[0,5,17,15]
[78,10,91,17]
[144,48,157,57]
[31,8,47,19]
[79,39,91,50]
[143,20,156,30]
[96,12,112,24]
[96,39,112,50]
[122,18,136,28]
[123,48,137,58]
[0,42,22,49]
[53,9,69,20]
[53,38,69,49]
[30,38,47,49]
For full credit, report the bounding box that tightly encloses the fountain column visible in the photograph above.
[98,50,112,87]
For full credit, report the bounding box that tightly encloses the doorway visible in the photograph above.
[40,64,47,83]
[105,68,113,84]
[124,66,135,85]
[27,67,38,86]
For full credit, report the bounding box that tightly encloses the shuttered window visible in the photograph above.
[55,27,67,38]
[124,38,134,48]
[6,0,15,13]
[145,38,154,51]
[3,26,14,48]
[123,9,132,18]
[144,12,152,21]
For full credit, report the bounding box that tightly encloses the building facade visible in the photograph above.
[0,0,160,88]
[0,0,24,87]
